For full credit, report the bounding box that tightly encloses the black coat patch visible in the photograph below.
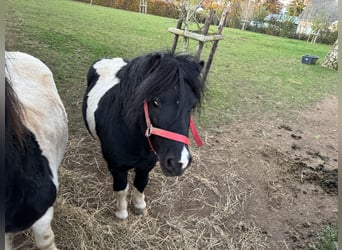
[82,64,100,138]
[5,127,57,233]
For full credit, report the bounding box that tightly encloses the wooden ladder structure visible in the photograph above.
[139,0,147,13]
[168,7,229,82]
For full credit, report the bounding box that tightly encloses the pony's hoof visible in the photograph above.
[115,210,128,220]
[134,207,148,216]
[38,242,58,250]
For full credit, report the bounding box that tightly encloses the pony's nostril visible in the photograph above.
[166,158,182,169]
[163,157,185,176]
[166,158,175,168]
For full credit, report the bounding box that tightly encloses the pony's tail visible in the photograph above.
[5,76,26,147]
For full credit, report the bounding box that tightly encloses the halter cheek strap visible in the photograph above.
[189,117,203,147]
[143,100,203,153]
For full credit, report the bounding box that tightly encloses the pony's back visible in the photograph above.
[5,51,68,187]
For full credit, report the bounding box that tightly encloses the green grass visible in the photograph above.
[6,0,337,128]
[310,225,338,250]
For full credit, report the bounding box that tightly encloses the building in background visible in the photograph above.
[296,0,338,34]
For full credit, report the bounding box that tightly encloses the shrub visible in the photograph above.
[113,0,139,12]
[279,20,297,38]
[73,0,178,18]
[147,1,178,19]
[317,30,338,45]
[293,33,309,41]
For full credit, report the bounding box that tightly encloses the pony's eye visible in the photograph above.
[153,100,159,107]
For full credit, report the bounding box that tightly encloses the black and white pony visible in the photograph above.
[5,52,68,250]
[82,51,205,219]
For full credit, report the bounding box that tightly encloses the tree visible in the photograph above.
[287,0,309,16]
[263,0,281,14]
[227,0,244,28]
[252,4,269,21]
[311,9,330,33]
[321,39,338,70]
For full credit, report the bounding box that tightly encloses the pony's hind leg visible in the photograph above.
[31,206,57,250]
[5,233,13,250]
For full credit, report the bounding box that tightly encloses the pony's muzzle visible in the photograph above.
[162,146,192,176]
[163,159,184,176]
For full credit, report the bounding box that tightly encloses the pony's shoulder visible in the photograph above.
[92,57,127,72]
[87,57,127,86]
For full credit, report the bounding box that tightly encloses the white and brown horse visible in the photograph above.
[5,51,68,250]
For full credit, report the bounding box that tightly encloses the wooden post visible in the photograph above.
[171,18,183,54]
[202,7,229,82]
[194,9,215,60]
[168,28,224,42]
[168,1,229,82]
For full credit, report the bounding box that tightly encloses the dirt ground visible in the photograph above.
[12,95,337,249]
[202,95,338,249]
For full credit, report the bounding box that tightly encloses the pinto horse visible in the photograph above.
[5,52,68,250]
[82,51,205,219]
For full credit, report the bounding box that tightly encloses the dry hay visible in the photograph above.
[12,132,269,250]
[11,97,337,249]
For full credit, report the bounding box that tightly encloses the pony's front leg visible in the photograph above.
[31,206,57,250]
[114,184,129,219]
[5,233,13,250]
[112,169,129,220]
[132,186,147,216]
[133,167,153,216]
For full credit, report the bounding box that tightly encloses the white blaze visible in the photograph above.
[179,145,191,169]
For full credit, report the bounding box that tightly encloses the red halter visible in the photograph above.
[143,100,203,153]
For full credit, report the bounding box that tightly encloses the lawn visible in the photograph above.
[6,0,337,128]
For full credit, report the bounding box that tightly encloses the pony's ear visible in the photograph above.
[147,53,162,73]
[150,52,162,64]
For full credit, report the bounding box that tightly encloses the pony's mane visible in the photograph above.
[5,76,26,145]
[116,51,205,123]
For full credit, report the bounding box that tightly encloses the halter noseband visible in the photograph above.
[143,100,203,154]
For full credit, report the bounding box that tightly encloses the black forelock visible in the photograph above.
[117,51,205,123]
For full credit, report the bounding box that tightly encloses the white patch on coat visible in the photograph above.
[5,51,68,189]
[31,206,57,250]
[179,145,190,170]
[5,233,13,250]
[85,58,127,140]
[133,187,146,210]
[114,184,129,220]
